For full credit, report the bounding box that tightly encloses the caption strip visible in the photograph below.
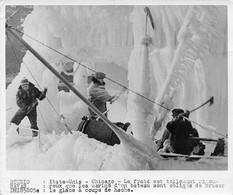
[10,179,224,193]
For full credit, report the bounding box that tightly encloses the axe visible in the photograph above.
[190,96,214,113]
[144,7,155,36]
[144,7,155,30]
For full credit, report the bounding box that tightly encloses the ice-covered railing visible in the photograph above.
[152,6,224,135]
[156,6,221,110]
[126,5,227,144]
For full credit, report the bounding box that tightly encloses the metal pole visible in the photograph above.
[190,137,219,142]
[6,25,118,132]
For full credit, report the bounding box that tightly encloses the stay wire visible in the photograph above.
[38,107,49,132]
[37,108,44,152]
[11,45,72,134]
[9,27,227,138]
[10,44,71,133]
[11,44,48,150]
[13,27,170,111]
[10,43,63,116]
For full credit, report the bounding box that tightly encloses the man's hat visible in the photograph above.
[171,108,184,115]
[21,78,29,85]
[94,72,106,79]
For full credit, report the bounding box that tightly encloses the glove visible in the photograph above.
[38,88,47,100]
[183,110,190,118]
[43,88,48,95]
[110,95,118,104]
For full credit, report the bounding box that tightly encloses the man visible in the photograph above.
[87,72,116,118]
[155,129,170,151]
[166,108,193,155]
[10,78,47,137]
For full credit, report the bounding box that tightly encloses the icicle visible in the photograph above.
[131,35,155,146]
[138,36,152,96]
[155,7,195,111]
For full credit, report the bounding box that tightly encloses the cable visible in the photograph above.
[9,26,226,138]
[10,43,72,134]
[6,8,21,22]
[13,27,170,111]
[11,43,64,116]
[38,107,49,132]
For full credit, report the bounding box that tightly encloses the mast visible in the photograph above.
[5,24,163,163]
[128,7,155,147]
[5,24,122,137]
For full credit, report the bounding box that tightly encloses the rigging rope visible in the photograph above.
[38,107,49,132]
[11,44,60,115]
[13,27,170,111]
[38,107,48,153]
[8,27,227,138]
[9,43,49,150]
[10,43,72,134]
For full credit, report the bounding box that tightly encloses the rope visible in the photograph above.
[37,107,49,152]
[9,27,226,138]
[6,107,12,111]
[12,27,170,111]
[10,43,72,134]
[38,107,49,132]
[183,116,226,138]
[6,8,21,22]
[11,44,48,152]
[11,44,60,115]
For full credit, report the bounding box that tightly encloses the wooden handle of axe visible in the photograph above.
[190,96,214,113]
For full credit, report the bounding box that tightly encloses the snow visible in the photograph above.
[5,5,227,170]
[7,124,227,171]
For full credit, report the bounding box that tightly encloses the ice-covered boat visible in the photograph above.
[5,5,228,170]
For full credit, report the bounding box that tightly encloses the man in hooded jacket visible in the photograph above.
[10,78,47,137]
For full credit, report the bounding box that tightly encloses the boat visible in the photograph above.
[5,5,228,170]
[77,116,131,146]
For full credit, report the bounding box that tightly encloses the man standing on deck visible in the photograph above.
[87,72,116,118]
[10,78,47,137]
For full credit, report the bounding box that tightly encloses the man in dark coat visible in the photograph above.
[166,108,193,155]
[10,78,47,137]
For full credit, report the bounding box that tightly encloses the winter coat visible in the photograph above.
[16,82,45,111]
[87,82,114,117]
[11,82,46,131]
[166,117,193,155]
